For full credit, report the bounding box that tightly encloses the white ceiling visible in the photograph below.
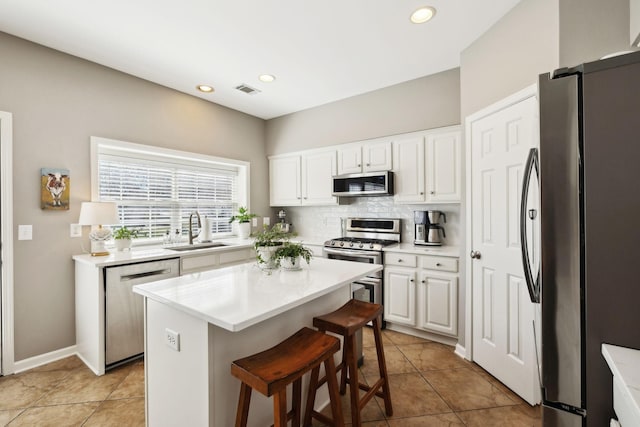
[0,0,521,120]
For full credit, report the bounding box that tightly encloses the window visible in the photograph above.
[91,137,249,243]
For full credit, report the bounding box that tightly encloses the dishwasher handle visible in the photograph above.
[120,268,173,282]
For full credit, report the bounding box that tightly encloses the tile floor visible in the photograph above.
[0,328,541,426]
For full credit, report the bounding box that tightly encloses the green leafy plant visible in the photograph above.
[112,226,139,240]
[229,206,257,224]
[274,242,313,266]
[252,225,296,266]
[252,224,294,249]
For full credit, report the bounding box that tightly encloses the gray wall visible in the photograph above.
[560,0,634,67]
[0,32,267,361]
[265,68,461,155]
[460,0,560,120]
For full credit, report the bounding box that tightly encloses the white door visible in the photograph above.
[269,155,301,206]
[468,90,540,405]
[362,141,392,172]
[336,145,362,175]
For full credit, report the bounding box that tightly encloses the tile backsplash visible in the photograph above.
[278,197,460,246]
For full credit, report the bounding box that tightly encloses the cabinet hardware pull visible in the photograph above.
[397,259,402,262]
[430,191,435,195]
[421,280,426,283]
[436,263,442,267]
[366,163,370,166]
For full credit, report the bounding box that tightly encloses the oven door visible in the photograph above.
[323,247,382,278]
[352,276,382,306]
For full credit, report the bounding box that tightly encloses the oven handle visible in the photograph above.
[323,247,383,259]
[354,277,381,286]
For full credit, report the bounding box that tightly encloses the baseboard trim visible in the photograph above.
[454,343,468,360]
[385,323,458,347]
[13,345,77,373]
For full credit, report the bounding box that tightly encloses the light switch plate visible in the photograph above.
[252,217,258,227]
[70,223,82,238]
[18,225,32,240]
[263,217,270,226]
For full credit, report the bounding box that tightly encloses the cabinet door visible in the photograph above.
[425,131,461,202]
[269,156,301,206]
[301,150,337,206]
[337,145,362,175]
[383,267,416,326]
[418,271,458,336]
[363,141,392,172]
[393,136,426,203]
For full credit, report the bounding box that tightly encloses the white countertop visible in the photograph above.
[72,238,254,267]
[602,344,640,425]
[383,243,460,257]
[133,257,381,332]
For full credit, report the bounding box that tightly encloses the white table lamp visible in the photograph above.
[78,201,120,256]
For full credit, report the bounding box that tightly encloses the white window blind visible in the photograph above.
[96,143,243,241]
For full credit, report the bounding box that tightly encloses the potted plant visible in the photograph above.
[229,206,257,239]
[274,242,313,270]
[252,225,294,270]
[112,226,139,251]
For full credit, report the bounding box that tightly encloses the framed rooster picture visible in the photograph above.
[41,168,70,210]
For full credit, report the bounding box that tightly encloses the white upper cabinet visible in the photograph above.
[393,126,461,204]
[426,130,462,202]
[300,149,337,205]
[269,149,337,207]
[337,140,392,175]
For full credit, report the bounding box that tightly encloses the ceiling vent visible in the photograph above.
[235,84,261,95]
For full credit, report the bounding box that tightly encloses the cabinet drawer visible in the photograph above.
[421,256,458,273]
[219,248,253,266]
[385,253,417,268]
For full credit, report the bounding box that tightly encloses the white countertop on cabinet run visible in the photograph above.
[72,238,254,267]
[383,243,460,257]
[133,257,381,332]
[602,344,640,425]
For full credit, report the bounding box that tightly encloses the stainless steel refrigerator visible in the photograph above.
[523,51,640,426]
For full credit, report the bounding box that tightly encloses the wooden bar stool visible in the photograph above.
[231,327,344,427]
[306,299,393,427]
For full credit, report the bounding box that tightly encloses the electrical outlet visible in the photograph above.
[70,223,82,238]
[165,328,180,351]
[252,217,258,227]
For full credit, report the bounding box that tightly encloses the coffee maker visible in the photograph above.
[414,210,447,246]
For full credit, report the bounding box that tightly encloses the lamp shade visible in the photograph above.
[78,202,119,226]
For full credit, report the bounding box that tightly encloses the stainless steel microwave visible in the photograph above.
[332,171,394,197]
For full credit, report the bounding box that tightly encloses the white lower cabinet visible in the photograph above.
[384,251,458,337]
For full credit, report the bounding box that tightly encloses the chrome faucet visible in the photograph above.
[188,211,201,245]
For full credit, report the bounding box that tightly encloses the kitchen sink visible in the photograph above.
[166,242,228,251]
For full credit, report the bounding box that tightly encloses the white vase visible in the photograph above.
[256,246,279,270]
[238,222,251,239]
[280,256,301,271]
[114,238,132,251]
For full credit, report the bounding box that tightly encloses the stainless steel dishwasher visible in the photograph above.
[104,258,180,367]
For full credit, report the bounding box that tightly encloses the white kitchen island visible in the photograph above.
[133,257,381,427]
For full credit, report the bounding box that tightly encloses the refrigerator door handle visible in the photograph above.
[520,147,541,303]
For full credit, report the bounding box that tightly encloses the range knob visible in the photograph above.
[369,243,375,249]
[330,241,336,246]
[359,243,364,248]
[349,242,354,247]
[340,241,345,247]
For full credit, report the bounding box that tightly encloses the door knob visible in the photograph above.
[470,250,482,259]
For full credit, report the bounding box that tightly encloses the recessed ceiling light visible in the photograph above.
[259,74,276,83]
[196,85,214,93]
[410,6,436,24]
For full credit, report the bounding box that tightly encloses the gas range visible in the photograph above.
[323,218,401,252]
[324,237,398,251]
